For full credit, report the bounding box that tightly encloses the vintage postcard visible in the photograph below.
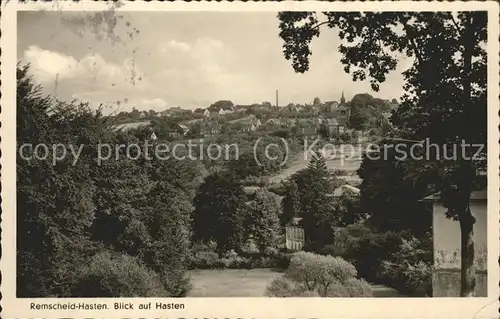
[1,0,499,318]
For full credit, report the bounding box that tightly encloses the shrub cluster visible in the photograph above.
[72,251,170,297]
[266,251,372,297]
[327,224,432,296]
[187,242,293,270]
[378,235,433,296]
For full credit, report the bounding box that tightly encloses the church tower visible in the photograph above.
[340,91,346,105]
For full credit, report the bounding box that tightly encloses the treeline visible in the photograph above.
[17,65,202,297]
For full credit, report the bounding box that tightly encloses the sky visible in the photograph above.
[18,11,411,113]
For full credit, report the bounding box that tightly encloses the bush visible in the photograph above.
[334,226,405,283]
[316,244,339,256]
[266,277,304,297]
[342,277,373,297]
[219,255,252,269]
[378,236,433,295]
[263,246,279,256]
[191,241,218,254]
[324,278,372,297]
[72,251,169,297]
[240,240,260,254]
[189,251,220,269]
[273,252,293,269]
[250,256,274,268]
[267,252,372,297]
[380,260,432,296]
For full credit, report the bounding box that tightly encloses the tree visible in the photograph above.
[278,11,487,296]
[142,180,192,296]
[267,251,372,297]
[192,173,247,254]
[357,141,432,236]
[334,189,368,227]
[281,180,300,226]
[17,65,104,296]
[245,190,281,252]
[348,102,371,130]
[210,100,234,111]
[313,96,322,105]
[285,154,336,249]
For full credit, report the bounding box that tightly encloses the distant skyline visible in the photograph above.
[18,11,411,113]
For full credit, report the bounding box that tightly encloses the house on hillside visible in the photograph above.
[325,118,346,136]
[285,217,305,251]
[421,189,488,297]
[201,121,222,136]
[150,132,158,141]
[266,118,284,127]
[168,123,189,139]
[324,101,339,112]
[298,126,319,139]
[231,117,261,133]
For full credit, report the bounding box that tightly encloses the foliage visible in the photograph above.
[333,225,406,283]
[188,251,222,269]
[267,251,372,297]
[245,190,282,252]
[266,277,315,297]
[17,65,103,296]
[281,154,341,249]
[324,277,373,297]
[192,172,248,254]
[209,100,234,110]
[280,180,300,226]
[333,189,368,227]
[72,251,169,297]
[187,242,290,270]
[17,65,193,297]
[291,154,336,249]
[357,141,432,236]
[379,235,433,295]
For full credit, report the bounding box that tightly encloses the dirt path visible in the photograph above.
[268,144,363,184]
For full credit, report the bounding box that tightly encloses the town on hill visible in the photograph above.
[109,92,398,144]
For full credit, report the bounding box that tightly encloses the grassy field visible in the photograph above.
[187,268,283,297]
[187,268,405,297]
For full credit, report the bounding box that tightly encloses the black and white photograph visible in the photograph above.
[2,1,499,318]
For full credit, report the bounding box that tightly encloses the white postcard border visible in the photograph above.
[1,1,499,318]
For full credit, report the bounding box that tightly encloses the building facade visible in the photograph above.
[423,190,488,297]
